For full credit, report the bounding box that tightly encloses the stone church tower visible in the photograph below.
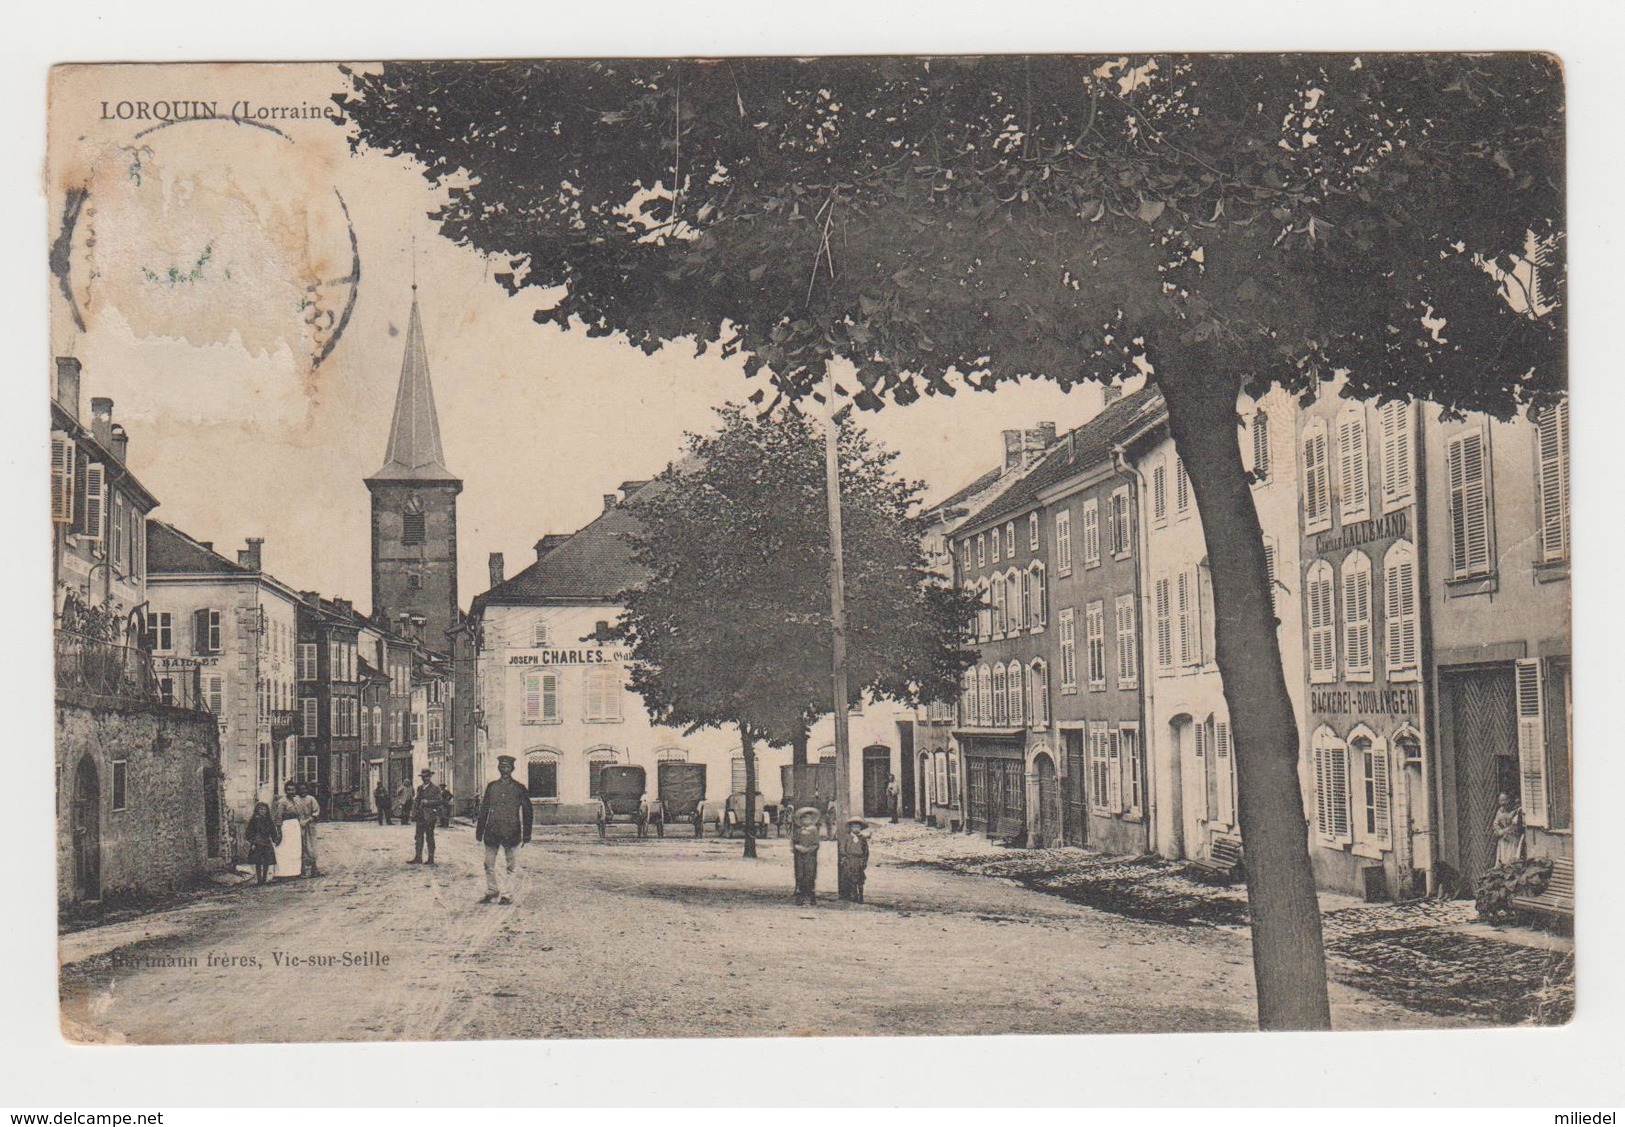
[366,291,461,646]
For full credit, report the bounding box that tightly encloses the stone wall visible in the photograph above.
[57,694,223,906]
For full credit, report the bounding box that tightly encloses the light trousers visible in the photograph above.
[483,840,520,896]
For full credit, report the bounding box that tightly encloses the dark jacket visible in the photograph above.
[414,782,445,824]
[838,831,870,868]
[476,776,534,846]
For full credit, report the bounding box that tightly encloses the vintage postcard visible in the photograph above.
[49,56,1570,1044]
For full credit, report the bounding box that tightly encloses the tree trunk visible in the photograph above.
[1158,363,1332,1032]
[791,727,809,768]
[742,728,758,859]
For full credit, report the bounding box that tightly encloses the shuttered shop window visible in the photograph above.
[1312,729,1352,843]
[1447,429,1493,578]
[1306,561,1336,683]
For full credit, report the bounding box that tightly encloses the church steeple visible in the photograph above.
[369,292,458,484]
[366,291,462,646]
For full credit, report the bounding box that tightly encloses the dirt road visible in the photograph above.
[59,820,1470,1043]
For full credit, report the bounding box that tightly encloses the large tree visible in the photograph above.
[606,405,975,858]
[339,54,1563,1028]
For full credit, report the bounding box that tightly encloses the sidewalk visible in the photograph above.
[881,821,1574,1026]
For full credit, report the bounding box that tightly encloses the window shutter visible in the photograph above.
[1082,501,1099,566]
[51,435,76,523]
[1009,663,1024,726]
[1176,570,1193,666]
[1107,728,1123,813]
[1215,720,1234,826]
[1307,562,1335,681]
[1537,402,1569,562]
[1313,739,1330,838]
[82,462,106,543]
[1303,426,1331,531]
[1252,412,1271,482]
[1515,659,1549,827]
[1380,401,1413,510]
[1152,463,1167,521]
[1341,555,1372,676]
[1263,540,1278,617]
[1338,412,1370,522]
[1328,742,1352,843]
[1154,578,1172,669]
[1447,431,1492,577]
[1370,742,1391,846]
[1175,457,1190,513]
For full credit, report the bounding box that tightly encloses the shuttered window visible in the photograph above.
[1115,593,1138,689]
[1029,661,1050,726]
[1383,540,1420,679]
[1263,538,1279,618]
[1447,429,1494,578]
[1536,401,1569,563]
[1355,739,1391,848]
[976,580,991,639]
[1122,724,1143,816]
[1028,512,1039,550]
[584,667,622,721]
[1085,601,1107,690]
[1111,487,1132,557]
[992,663,1008,726]
[1107,726,1124,813]
[1175,456,1191,515]
[960,669,975,726]
[1378,400,1414,512]
[1340,551,1374,680]
[1029,563,1047,627]
[1089,722,1112,813]
[51,434,76,524]
[990,526,1000,563]
[978,665,992,722]
[977,534,986,568]
[1055,512,1071,573]
[1058,609,1077,689]
[1251,411,1271,483]
[1312,728,1352,843]
[1081,499,1100,568]
[523,671,560,724]
[82,462,107,544]
[1306,560,1336,683]
[1516,660,1549,827]
[1336,405,1372,524]
[1008,661,1024,727]
[1152,460,1168,524]
[1005,521,1016,558]
[991,578,1006,635]
[297,643,317,681]
[1303,420,1332,533]
[1154,577,1173,670]
[1215,719,1236,827]
[300,697,319,737]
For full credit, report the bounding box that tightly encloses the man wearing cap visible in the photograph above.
[408,768,445,865]
[475,755,533,904]
[838,817,871,903]
[790,806,823,906]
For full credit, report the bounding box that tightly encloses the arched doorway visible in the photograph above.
[72,755,101,902]
[1031,751,1061,849]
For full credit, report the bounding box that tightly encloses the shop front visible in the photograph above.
[957,732,1027,840]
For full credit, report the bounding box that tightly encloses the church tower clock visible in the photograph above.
[365,291,462,645]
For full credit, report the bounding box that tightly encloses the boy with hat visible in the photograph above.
[409,768,445,865]
[838,817,871,903]
[475,754,533,904]
[790,806,823,906]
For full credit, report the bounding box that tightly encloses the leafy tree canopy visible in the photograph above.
[608,405,976,746]
[339,53,1563,418]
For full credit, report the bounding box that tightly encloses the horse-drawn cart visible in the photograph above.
[657,761,708,837]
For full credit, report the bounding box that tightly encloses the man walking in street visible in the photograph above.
[409,768,445,865]
[374,780,391,827]
[294,781,322,878]
[475,754,533,904]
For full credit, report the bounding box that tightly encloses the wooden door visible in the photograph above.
[1062,730,1087,846]
[1445,667,1518,885]
[1033,752,1060,848]
[862,747,890,818]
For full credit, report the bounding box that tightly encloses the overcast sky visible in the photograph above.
[50,63,1112,611]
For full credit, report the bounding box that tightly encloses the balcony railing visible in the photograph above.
[56,629,207,711]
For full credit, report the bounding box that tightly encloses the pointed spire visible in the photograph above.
[369,294,458,483]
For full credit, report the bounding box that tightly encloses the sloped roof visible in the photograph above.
[957,386,1163,534]
[367,294,458,484]
[923,464,1006,519]
[474,482,661,610]
[146,520,251,576]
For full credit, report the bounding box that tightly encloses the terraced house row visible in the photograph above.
[938,378,1571,903]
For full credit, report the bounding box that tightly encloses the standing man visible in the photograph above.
[409,768,445,865]
[373,779,392,827]
[294,781,322,878]
[439,783,454,829]
[475,754,533,905]
[886,775,900,823]
[394,779,413,826]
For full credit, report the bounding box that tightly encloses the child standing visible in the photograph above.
[245,801,279,886]
[838,817,871,903]
[791,806,823,906]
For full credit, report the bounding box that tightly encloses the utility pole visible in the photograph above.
[824,368,852,835]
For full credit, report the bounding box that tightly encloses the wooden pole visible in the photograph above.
[825,368,852,836]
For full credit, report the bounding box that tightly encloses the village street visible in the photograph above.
[59,820,1566,1044]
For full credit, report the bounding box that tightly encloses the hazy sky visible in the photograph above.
[50,63,1112,612]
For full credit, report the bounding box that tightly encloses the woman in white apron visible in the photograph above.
[271,781,304,878]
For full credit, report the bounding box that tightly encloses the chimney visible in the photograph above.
[55,358,82,420]
[90,397,114,451]
[603,494,618,511]
[1002,429,1024,472]
[237,537,264,571]
[332,597,353,620]
[488,552,505,588]
[109,424,129,465]
[1023,421,1059,465]
[618,479,650,501]
[200,541,214,552]
[1103,384,1124,405]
